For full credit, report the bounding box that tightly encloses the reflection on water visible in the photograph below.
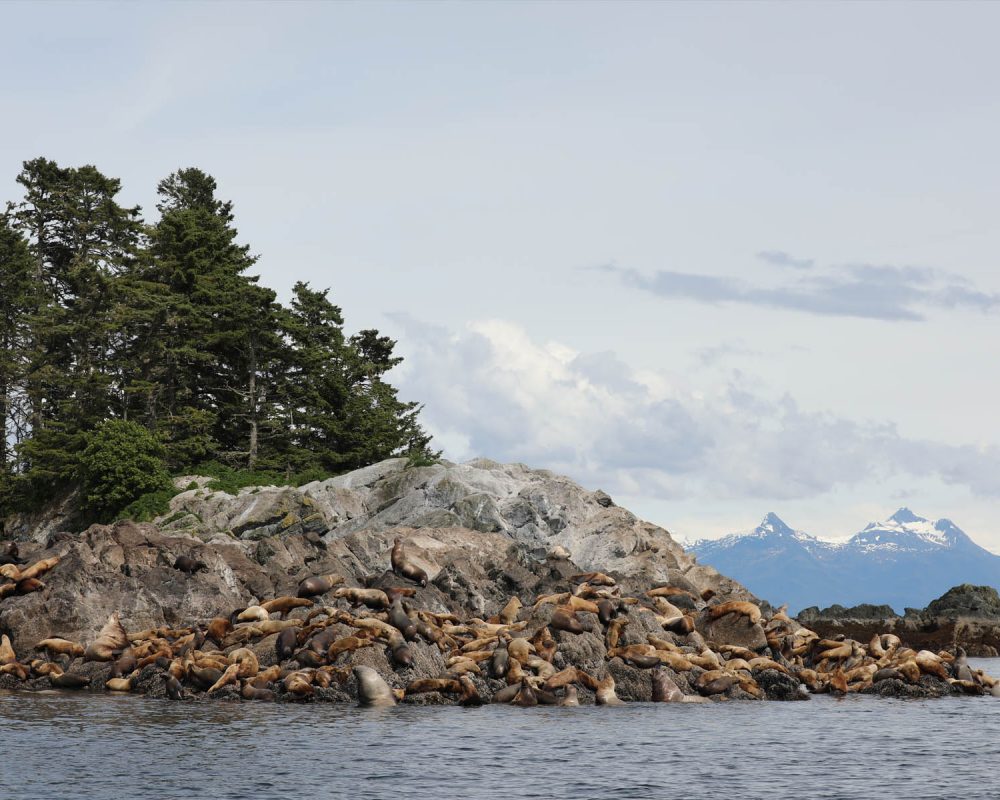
[2,660,1000,800]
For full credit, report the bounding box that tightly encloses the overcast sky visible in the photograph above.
[3,1,1000,546]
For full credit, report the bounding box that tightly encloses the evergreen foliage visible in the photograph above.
[0,158,436,522]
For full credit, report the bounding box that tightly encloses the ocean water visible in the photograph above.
[2,660,999,800]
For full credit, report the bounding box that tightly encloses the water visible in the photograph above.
[3,661,1000,800]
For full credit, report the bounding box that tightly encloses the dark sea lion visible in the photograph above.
[162,673,184,700]
[353,665,396,707]
[50,672,90,689]
[390,537,428,587]
[550,609,585,635]
[306,627,338,655]
[173,555,206,575]
[492,683,520,703]
[491,645,510,679]
[188,665,224,691]
[297,573,345,599]
[292,649,325,668]
[651,668,684,702]
[241,683,276,701]
[388,598,418,640]
[512,678,537,707]
[597,599,619,626]
[390,642,413,667]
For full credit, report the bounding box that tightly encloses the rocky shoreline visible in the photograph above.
[0,458,997,705]
[798,585,1000,657]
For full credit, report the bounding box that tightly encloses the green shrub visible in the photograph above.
[78,420,171,522]
[118,486,177,522]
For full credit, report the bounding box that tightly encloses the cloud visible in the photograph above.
[390,316,1000,502]
[599,261,1000,322]
[756,250,814,270]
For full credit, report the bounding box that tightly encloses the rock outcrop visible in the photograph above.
[154,458,747,598]
[797,584,1000,657]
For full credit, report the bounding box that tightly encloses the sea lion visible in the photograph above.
[491,683,521,703]
[0,662,29,681]
[260,596,313,617]
[512,677,538,707]
[162,673,184,700]
[297,573,345,599]
[236,605,269,623]
[173,555,206,575]
[550,609,585,635]
[559,685,580,707]
[387,598,418,640]
[391,642,414,668]
[275,627,299,662]
[707,601,762,625]
[491,644,510,678]
[353,665,396,707]
[597,599,619,626]
[390,537,429,588]
[17,556,59,582]
[334,587,390,610]
[106,675,134,692]
[84,612,129,662]
[570,572,616,586]
[651,668,685,702]
[0,635,16,665]
[50,672,91,689]
[953,647,975,683]
[188,665,224,691]
[498,597,522,625]
[594,674,624,706]
[204,617,232,645]
[242,683,276,701]
[459,675,483,706]
[384,587,417,604]
[406,678,463,695]
[662,615,695,635]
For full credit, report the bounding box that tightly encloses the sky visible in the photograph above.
[2,1,1000,546]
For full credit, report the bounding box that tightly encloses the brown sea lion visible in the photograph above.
[707,601,762,625]
[241,683,276,701]
[261,596,314,617]
[391,537,428,587]
[550,609,585,635]
[0,635,16,665]
[297,573,345,599]
[406,678,462,695]
[334,587,390,610]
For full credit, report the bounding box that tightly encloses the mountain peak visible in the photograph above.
[759,512,791,532]
[888,507,926,524]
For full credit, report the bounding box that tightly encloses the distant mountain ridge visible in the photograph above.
[689,508,1000,614]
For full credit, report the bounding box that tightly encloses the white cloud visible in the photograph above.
[391,316,1000,504]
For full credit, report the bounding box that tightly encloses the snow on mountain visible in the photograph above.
[688,508,1000,614]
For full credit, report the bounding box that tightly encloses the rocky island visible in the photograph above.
[0,458,995,705]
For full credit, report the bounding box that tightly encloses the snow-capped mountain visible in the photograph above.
[689,509,1000,614]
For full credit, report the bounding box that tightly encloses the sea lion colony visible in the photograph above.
[0,537,998,705]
